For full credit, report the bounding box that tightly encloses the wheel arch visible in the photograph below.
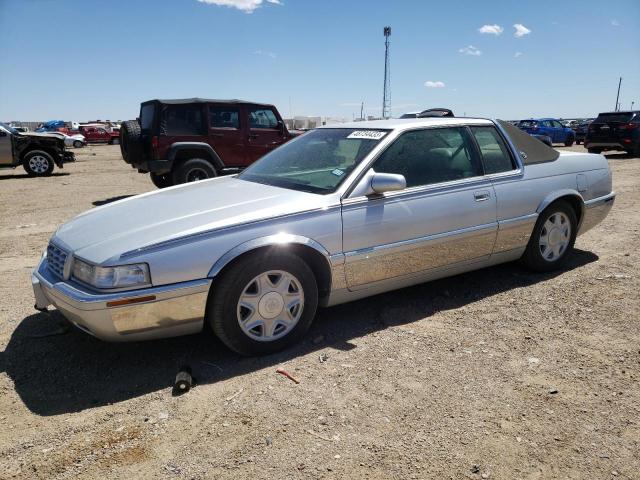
[207,234,334,301]
[536,190,585,229]
[167,143,224,171]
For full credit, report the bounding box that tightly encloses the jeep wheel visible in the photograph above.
[23,150,54,177]
[150,172,174,189]
[172,158,217,184]
[588,148,602,154]
[120,120,143,163]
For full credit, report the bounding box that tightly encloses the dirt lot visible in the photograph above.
[0,144,638,479]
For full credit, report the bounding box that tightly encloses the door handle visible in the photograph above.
[248,134,258,140]
[473,191,491,202]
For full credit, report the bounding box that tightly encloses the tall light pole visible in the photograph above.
[382,26,391,119]
[615,77,622,111]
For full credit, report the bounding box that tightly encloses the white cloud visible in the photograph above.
[478,24,504,35]
[513,23,531,38]
[514,51,523,58]
[424,81,445,88]
[611,19,621,27]
[458,45,482,56]
[253,49,277,58]
[197,0,282,14]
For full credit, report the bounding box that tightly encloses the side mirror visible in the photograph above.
[370,172,406,194]
[277,120,285,136]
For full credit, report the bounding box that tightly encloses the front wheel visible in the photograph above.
[22,150,54,176]
[172,158,217,185]
[521,200,577,272]
[73,140,84,148]
[208,250,318,356]
[588,148,602,154]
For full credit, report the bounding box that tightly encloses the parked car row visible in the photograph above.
[584,111,640,155]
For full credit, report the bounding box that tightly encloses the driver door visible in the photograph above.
[341,127,498,290]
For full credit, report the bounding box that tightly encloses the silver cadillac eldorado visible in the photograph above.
[32,118,615,355]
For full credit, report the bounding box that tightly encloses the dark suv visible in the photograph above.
[119,98,298,187]
[585,111,640,155]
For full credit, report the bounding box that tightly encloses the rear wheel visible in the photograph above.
[521,200,577,272]
[172,158,217,184]
[22,150,54,177]
[208,250,318,356]
[587,148,602,154]
[150,172,174,189]
[564,136,574,147]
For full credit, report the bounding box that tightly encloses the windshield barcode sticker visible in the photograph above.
[346,130,387,140]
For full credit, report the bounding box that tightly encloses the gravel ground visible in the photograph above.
[0,144,638,479]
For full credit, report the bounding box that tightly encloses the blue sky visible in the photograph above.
[1,0,638,121]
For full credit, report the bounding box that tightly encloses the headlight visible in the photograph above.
[72,258,150,289]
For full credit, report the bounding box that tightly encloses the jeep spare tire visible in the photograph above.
[120,120,143,163]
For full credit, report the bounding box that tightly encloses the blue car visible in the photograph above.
[517,118,575,146]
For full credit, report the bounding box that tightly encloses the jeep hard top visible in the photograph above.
[119,98,298,188]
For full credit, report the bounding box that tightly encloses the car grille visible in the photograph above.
[47,243,68,279]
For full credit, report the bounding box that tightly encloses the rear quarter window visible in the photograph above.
[163,104,204,135]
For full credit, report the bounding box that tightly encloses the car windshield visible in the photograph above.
[239,128,389,194]
[0,122,19,134]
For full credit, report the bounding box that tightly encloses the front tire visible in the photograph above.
[588,148,602,154]
[22,150,54,177]
[208,250,318,356]
[150,172,174,189]
[521,200,577,272]
[73,140,84,148]
[172,158,217,185]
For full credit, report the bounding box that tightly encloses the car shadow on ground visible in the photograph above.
[604,152,637,161]
[0,250,598,416]
[0,172,70,181]
[92,195,134,206]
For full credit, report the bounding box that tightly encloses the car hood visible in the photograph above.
[53,176,332,264]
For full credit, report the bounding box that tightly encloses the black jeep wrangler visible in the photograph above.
[0,122,75,176]
[119,98,297,188]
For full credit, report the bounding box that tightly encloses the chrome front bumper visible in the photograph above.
[32,258,211,341]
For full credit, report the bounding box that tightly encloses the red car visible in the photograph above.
[78,125,120,144]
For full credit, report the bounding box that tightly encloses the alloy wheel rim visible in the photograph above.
[186,168,209,182]
[539,212,571,262]
[237,270,304,342]
[29,155,49,173]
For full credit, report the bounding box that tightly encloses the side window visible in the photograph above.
[552,121,564,129]
[164,105,204,135]
[541,120,553,128]
[248,108,278,129]
[372,127,482,188]
[470,126,515,174]
[209,106,239,129]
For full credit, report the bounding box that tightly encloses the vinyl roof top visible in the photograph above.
[318,117,494,130]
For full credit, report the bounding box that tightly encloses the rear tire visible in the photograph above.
[587,148,602,154]
[119,120,143,163]
[22,150,54,177]
[150,172,174,189]
[172,158,217,184]
[208,250,318,356]
[521,200,577,272]
[564,136,574,147]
